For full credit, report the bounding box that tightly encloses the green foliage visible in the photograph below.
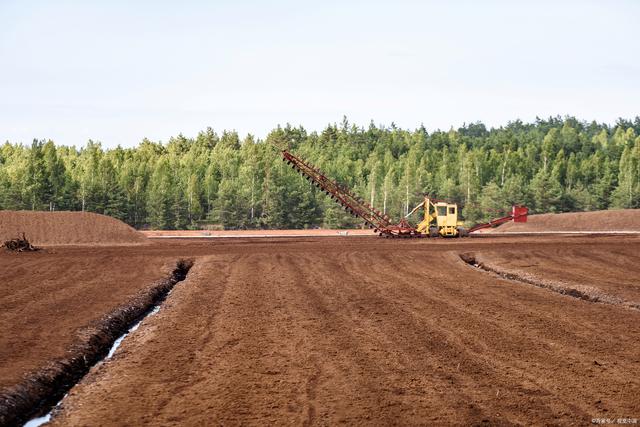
[0,117,639,229]
[611,140,640,208]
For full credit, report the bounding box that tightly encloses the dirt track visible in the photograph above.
[141,228,375,238]
[1,235,629,426]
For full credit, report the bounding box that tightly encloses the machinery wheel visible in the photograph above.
[428,226,439,238]
[456,226,469,238]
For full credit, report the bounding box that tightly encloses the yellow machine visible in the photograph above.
[282,148,527,238]
[408,197,468,238]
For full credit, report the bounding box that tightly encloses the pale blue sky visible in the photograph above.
[1,0,638,148]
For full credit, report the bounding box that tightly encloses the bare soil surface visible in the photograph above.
[473,246,640,309]
[0,211,147,246]
[19,235,636,426]
[490,209,640,232]
[142,229,375,238]
[0,250,174,391]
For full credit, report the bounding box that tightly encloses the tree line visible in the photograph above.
[0,116,639,230]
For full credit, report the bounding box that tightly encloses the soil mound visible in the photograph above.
[0,211,147,245]
[491,209,640,232]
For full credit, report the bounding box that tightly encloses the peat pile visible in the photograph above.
[491,209,640,232]
[0,211,147,246]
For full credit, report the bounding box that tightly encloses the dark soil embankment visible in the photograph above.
[0,211,147,246]
[0,259,193,427]
[489,209,640,232]
[460,252,640,310]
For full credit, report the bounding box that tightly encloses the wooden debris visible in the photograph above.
[2,233,39,252]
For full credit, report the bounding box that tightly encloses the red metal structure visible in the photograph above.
[468,205,529,232]
[281,150,416,236]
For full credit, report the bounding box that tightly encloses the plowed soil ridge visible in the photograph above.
[490,209,640,232]
[460,253,640,310]
[0,211,147,246]
[0,260,193,427]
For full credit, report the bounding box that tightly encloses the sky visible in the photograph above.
[1,0,639,148]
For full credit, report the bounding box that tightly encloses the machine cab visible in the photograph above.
[434,202,459,236]
[414,197,463,237]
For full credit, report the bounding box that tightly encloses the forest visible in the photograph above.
[0,116,639,230]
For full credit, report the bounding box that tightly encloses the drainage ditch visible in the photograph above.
[459,253,639,311]
[0,259,193,427]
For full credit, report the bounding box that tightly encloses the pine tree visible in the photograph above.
[42,141,66,210]
[530,168,562,213]
[612,141,640,208]
[25,140,49,210]
[147,159,172,229]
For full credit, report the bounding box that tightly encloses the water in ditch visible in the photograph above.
[22,288,169,426]
[24,413,50,427]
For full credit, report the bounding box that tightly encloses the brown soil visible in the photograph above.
[470,247,640,309]
[142,229,375,238]
[0,248,181,425]
[0,211,147,246]
[490,209,640,232]
[3,235,630,426]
